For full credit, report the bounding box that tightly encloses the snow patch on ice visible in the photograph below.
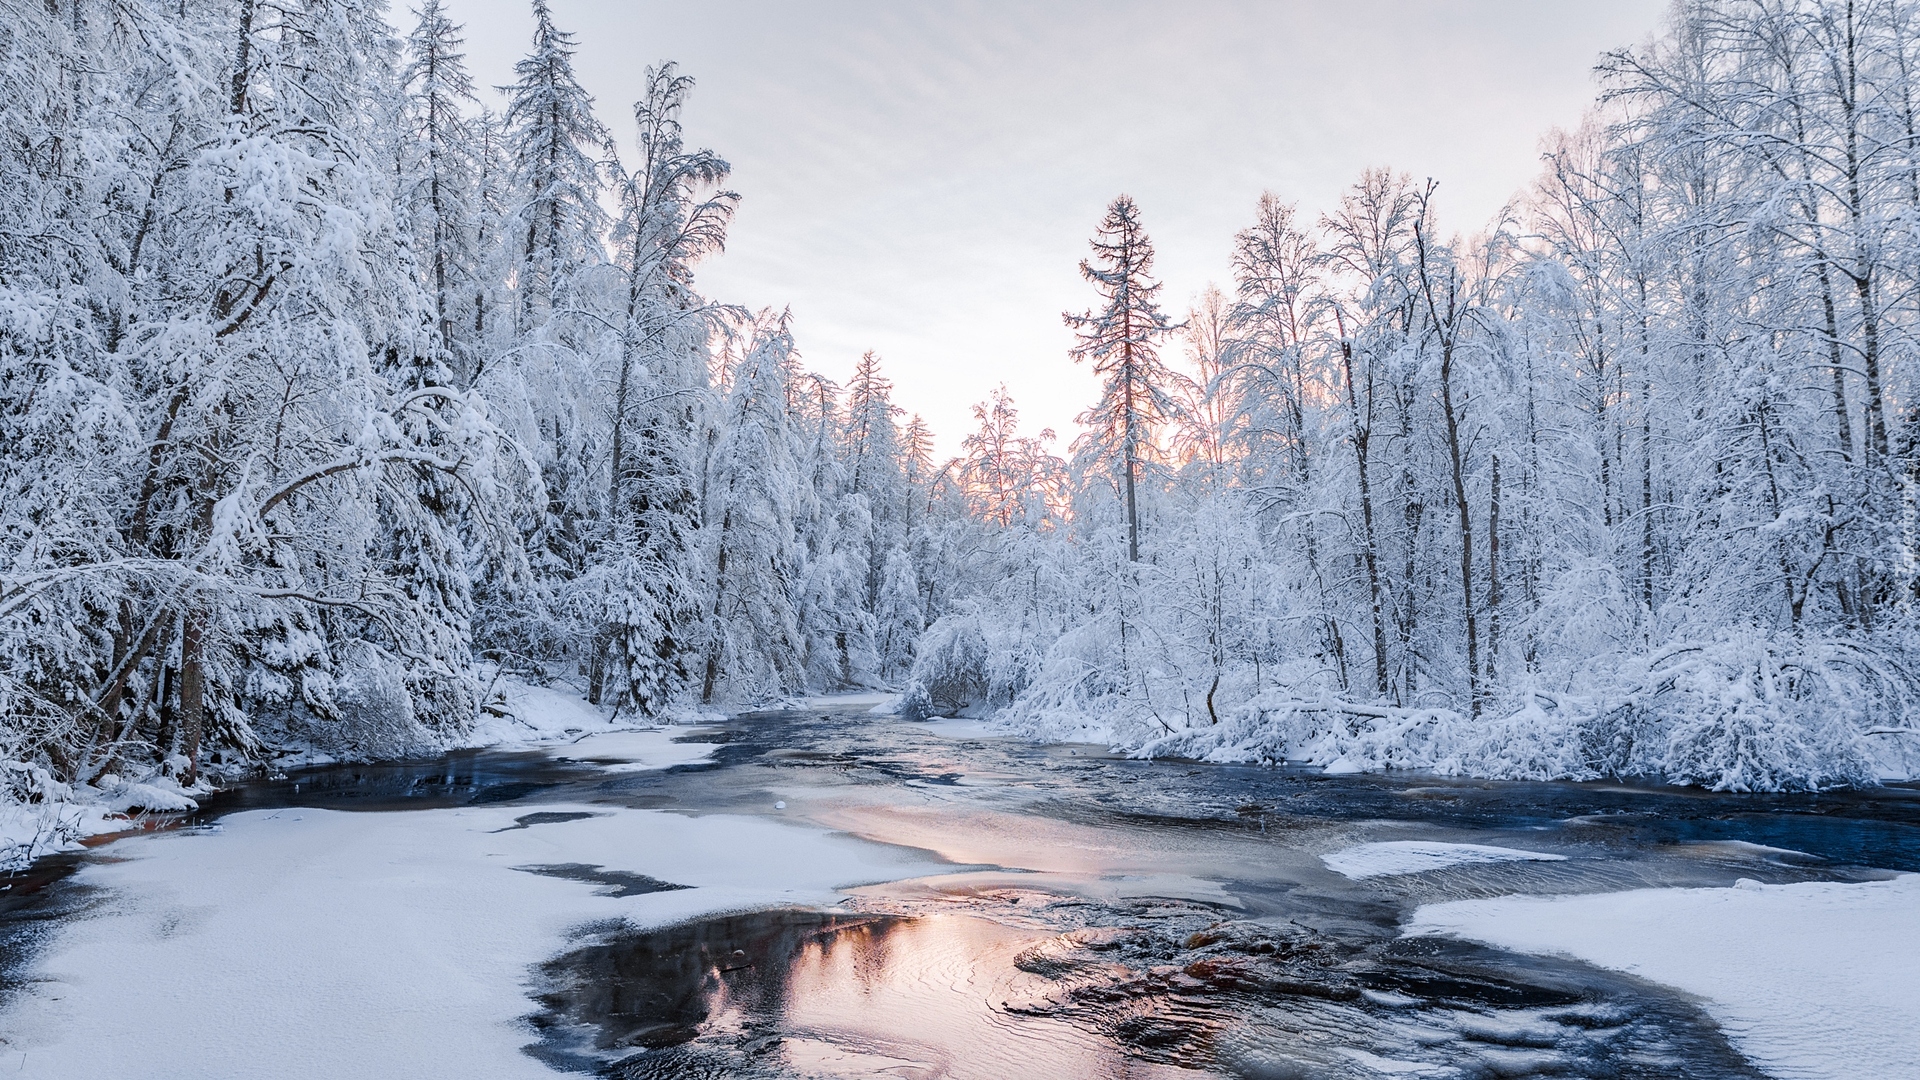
[1406,874,1920,1080]
[557,728,717,772]
[1322,840,1568,880]
[917,716,1016,741]
[803,691,896,710]
[0,804,951,1079]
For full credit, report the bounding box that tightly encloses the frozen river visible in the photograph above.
[2,698,1916,1078]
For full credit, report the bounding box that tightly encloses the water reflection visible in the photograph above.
[532,896,1766,1079]
[532,907,1190,1079]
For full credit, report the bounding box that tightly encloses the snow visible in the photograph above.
[0,803,951,1079]
[918,716,1016,740]
[0,774,202,871]
[463,678,725,773]
[8,676,682,871]
[555,729,717,772]
[1322,840,1568,879]
[465,677,696,750]
[91,774,199,813]
[803,692,897,710]
[1406,874,1920,1080]
[0,801,122,870]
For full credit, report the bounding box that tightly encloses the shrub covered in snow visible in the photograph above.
[1017,626,1918,792]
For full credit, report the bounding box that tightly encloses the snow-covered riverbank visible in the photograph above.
[1408,874,1920,1080]
[0,678,717,872]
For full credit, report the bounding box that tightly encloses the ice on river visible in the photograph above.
[0,804,948,1079]
[556,729,717,772]
[1406,873,1920,1080]
[1321,839,1568,879]
[918,716,1015,741]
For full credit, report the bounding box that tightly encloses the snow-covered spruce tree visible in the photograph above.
[501,0,609,332]
[874,545,924,682]
[788,370,875,690]
[402,0,484,383]
[478,0,613,672]
[845,357,904,590]
[1064,196,1181,564]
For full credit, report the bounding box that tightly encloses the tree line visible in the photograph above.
[2,0,1916,797]
[913,0,1920,791]
[0,0,946,790]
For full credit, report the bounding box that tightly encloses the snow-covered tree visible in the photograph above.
[1064,196,1181,562]
[700,318,805,703]
[502,0,609,330]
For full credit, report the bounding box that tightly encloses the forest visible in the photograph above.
[2,0,1918,806]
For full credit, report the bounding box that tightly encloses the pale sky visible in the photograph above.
[430,0,1670,455]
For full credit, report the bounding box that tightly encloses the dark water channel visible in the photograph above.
[6,703,1919,1078]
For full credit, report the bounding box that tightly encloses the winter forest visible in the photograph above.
[4,0,1920,807]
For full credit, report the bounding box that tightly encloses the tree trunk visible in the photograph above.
[1341,338,1390,698]
[1487,452,1500,686]
[178,610,206,784]
[228,0,254,116]
[1440,347,1479,717]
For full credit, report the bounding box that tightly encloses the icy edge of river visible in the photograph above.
[1405,873,1920,1080]
[1,677,721,870]
[0,802,951,1080]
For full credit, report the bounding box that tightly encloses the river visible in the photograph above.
[3,699,1916,1078]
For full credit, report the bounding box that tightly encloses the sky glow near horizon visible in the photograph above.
[432,0,1669,456]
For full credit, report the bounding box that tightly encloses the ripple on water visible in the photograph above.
[526,888,1768,1080]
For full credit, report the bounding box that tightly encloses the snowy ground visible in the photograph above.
[1407,874,1920,1080]
[469,677,725,750]
[549,729,718,772]
[0,803,949,1079]
[0,800,124,870]
[802,691,897,711]
[0,774,200,872]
